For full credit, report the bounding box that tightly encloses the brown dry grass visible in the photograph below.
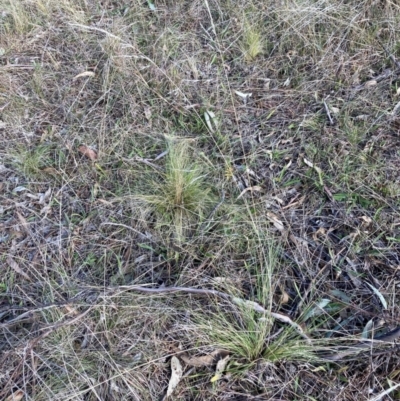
[1,0,400,400]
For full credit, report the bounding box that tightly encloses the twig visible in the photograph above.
[323,99,334,125]
[112,284,311,342]
[1,285,311,348]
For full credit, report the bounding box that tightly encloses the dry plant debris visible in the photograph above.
[1,0,400,400]
[166,356,183,398]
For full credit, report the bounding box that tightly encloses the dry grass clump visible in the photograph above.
[1,0,400,400]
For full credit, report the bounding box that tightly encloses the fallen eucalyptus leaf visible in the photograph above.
[41,166,60,175]
[211,355,230,383]
[144,106,152,120]
[303,158,324,185]
[176,349,226,367]
[234,90,252,103]
[204,110,218,133]
[303,158,322,175]
[5,390,24,401]
[237,185,262,199]
[39,187,52,204]
[78,145,98,161]
[391,101,400,115]
[73,71,95,81]
[366,282,387,309]
[329,289,352,303]
[147,0,156,10]
[7,256,31,281]
[364,79,377,87]
[266,212,284,231]
[13,186,28,193]
[303,298,331,321]
[167,356,183,397]
[362,319,375,339]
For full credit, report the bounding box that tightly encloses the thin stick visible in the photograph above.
[323,100,334,125]
[112,284,311,342]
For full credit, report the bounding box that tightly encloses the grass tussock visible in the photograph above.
[1,0,400,400]
[241,25,263,61]
[133,138,216,243]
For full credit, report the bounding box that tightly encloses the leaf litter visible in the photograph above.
[166,356,183,398]
[78,145,98,161]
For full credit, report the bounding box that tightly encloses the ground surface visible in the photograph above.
[1,1,400,400]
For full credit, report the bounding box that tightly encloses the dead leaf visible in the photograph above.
[235,90,252,99]
[12,186,27,193]
[7,256,31,281]
[16,211,29,232]
[237,185,262,199]
[40,204,52,215]
[42,166,60,175]
[97,199,114,206]
[5,390,24,401]
[282,195,305,210]
[361,216,372,226]
[364,79,377,87]
[180,351,217,367]
[78,145,98,161]
[204,110,218,133]
[234,90,252,103]
[279,288,290,304]
[211,355,230,383]
[172,347,227,367]
[166,356,183,397]
[362,319,375,339]
[73,71,95,81]
[303,158,322,175]
[64,304,79,316]
[144,106,152,120]
[272,196,285,205]
[0,164,8,172]
[266,212,284,231]
[211,277,228,284]
[355,115,369,121]
[313,227,327,241]
[366,282,387,309]
[392,101,400,115]
[39,187,52,204]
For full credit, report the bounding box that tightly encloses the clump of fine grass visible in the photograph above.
[2,0,400,399]
[134,138,216,243]
[241,19,263,62]
[2,1,34,34]
[11,145,53,178]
